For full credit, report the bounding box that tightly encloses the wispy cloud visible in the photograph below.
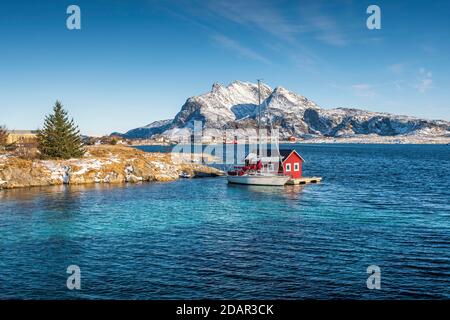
[422,45,437,55]
[416,68,433,93]
[388,62,407,74]
[332,80,405,98]
[351,84,376,97]
[208,0,349,47]
[306,15,348,47]
[211,34,270,64]
[387,64,435,93]
[205,0,302,44]
[160,0,355,69]
[331,83,376,98]
[204,0,338,68]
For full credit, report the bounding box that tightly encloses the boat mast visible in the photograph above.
[258,80,279,161]
[257,79,263,150]
[257,79,261,144]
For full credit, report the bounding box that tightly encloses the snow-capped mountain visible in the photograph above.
[172,81,272,127]
[112,119,172,139]
[115,81,450,140]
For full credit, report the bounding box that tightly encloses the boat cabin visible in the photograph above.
[243,151,281,174]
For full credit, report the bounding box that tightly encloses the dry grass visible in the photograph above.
[86,145,145,158]
[3,157,33,169]
[14,146,40,160]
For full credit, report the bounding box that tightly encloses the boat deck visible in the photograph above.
[286,176,322,185]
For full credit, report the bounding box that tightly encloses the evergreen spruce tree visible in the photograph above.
[37,101,85,159]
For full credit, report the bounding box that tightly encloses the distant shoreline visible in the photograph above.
[283,136,450,145]
[129,136,450,147]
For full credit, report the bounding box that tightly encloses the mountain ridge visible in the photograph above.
[114,81,450,141]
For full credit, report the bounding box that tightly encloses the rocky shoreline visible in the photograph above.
[0,145,223,190]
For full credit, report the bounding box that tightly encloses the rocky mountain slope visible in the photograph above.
[116,81,450,141]
[112,119,172,139]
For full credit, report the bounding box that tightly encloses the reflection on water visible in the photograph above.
[283,185,307,200]
[227,183,306,202]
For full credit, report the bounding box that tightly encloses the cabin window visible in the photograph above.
[294,163,300,171]
[285,163,291,172]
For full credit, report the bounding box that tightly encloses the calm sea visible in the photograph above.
[0,144,449,299]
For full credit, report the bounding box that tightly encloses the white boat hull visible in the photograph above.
[227,174,290,186]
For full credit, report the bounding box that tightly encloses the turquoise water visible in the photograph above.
[0,144,449,299]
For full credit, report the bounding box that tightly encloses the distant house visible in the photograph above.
[6,130,38,144]
[200,135,217,144]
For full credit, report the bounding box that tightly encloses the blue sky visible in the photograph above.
[1,0,449,135]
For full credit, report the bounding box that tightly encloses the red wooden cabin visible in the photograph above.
[280,149,304,179]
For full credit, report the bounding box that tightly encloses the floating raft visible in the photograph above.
[286,176,322,185]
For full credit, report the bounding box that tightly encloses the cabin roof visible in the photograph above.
[280,149,305,163]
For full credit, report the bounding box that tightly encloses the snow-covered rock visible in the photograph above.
[114,119,172,139]
[0,146,223,189]
[115,81,450,140]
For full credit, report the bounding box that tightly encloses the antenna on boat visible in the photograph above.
[257,79,261,133]
[257,80,279,160]
[257,79,263,151]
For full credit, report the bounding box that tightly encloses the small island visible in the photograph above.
[0,102,222,190]
[0,145,222,190]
